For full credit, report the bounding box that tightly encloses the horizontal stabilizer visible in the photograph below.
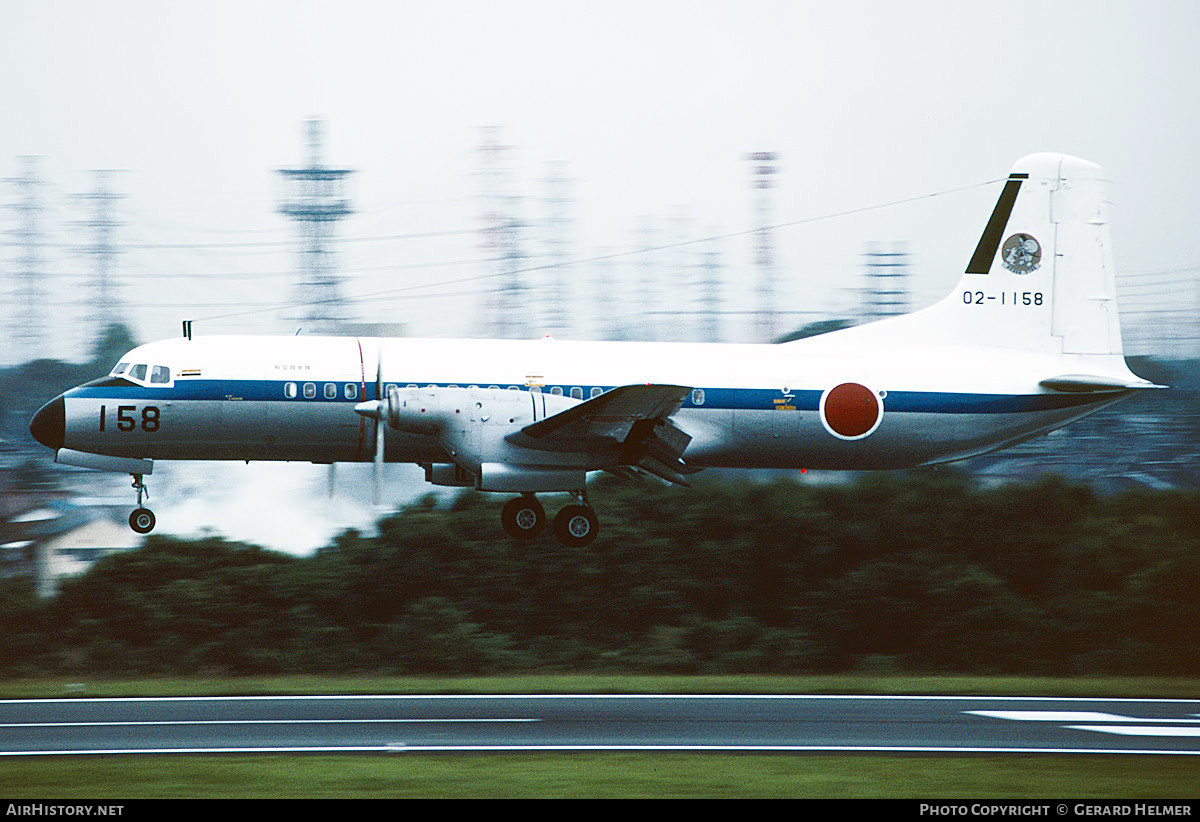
[1039,374,1168,393]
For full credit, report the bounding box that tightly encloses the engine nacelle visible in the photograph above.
[476,462,587,492]
[369,387,584,478]
[383,385,577,436]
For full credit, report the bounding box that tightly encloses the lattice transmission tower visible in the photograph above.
[4,157,49,362]
[474,127,528,338]
[277,120,355,328]
[861,241,911,321]
[748,151,780,342]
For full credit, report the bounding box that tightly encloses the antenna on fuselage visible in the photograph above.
[182,320,193,340]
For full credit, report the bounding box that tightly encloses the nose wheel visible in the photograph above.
[128,474,156,534]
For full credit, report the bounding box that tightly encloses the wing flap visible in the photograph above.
[507,384,696,476]
[514,384,691,442]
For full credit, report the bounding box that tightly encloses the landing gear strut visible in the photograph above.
[128,473,155,534]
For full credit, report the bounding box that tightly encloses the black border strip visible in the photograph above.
[965,174,1026,274]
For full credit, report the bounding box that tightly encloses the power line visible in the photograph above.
[188,176,1007,325]
[122,227,474,250]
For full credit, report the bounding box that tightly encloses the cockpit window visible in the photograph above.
[130,364,148,381]
[151,366,171,384]
[112,362,130,376]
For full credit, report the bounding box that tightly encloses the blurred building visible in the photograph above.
[1,495,138,598]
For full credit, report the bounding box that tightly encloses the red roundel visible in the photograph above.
[820,382,883,440]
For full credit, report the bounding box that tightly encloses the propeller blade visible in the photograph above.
[374,417,384,506]
[373,347,385,506]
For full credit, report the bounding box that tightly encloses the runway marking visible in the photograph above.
[967,710,1200,723]
[1067,726,1200,738]
[967,710,1200,739]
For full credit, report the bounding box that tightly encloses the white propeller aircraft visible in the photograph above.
[30,153,1162,546]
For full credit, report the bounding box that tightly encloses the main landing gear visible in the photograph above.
[501,492,599,547]
[128,473,156,535]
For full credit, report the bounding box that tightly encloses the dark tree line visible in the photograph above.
[3,470,1198,678]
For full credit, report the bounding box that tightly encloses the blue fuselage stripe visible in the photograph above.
[66,380,1106,414]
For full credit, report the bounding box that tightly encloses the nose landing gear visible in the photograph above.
[128,473,156,534]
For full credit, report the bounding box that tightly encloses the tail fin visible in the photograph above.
[961,152,1120,356]
[818,154,1153,385]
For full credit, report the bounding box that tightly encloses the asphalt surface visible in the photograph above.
[2,694,1199,756]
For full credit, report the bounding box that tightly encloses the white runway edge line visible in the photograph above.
[0,718,539,728]
[2,745,1200,757]
[4,694,1200,704]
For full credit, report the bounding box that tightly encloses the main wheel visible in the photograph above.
[501,496,545,539]
[553,504,599,547]
[129,508,156,534]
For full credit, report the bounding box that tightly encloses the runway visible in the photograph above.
[2,694,1199,756]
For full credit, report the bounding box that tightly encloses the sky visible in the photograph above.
[2,0,1199,361]
[3,0,1199,551]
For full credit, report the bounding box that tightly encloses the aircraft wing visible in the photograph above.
[506,383,697,485]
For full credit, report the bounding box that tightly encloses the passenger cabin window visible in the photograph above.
[590,387,603,398]
[303,382,316,399]
[550,386,563,396]
[570,387,583,400]
[344,383,357,399]
[324,383,337,399]
[284,382,297,399]
[691,388,705,406]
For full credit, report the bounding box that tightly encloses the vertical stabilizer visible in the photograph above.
[960,152,1122,356]
[819,154,1132,366]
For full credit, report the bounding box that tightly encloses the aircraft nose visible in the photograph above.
[30,396,65,450]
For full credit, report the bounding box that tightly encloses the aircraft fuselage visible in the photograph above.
[37,333,1124,473]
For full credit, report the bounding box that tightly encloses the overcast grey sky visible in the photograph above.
[3,0,1199,360]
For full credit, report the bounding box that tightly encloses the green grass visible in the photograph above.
[2,675,1197,798]
[1,754,1197,798]
[1,672,1198,699]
